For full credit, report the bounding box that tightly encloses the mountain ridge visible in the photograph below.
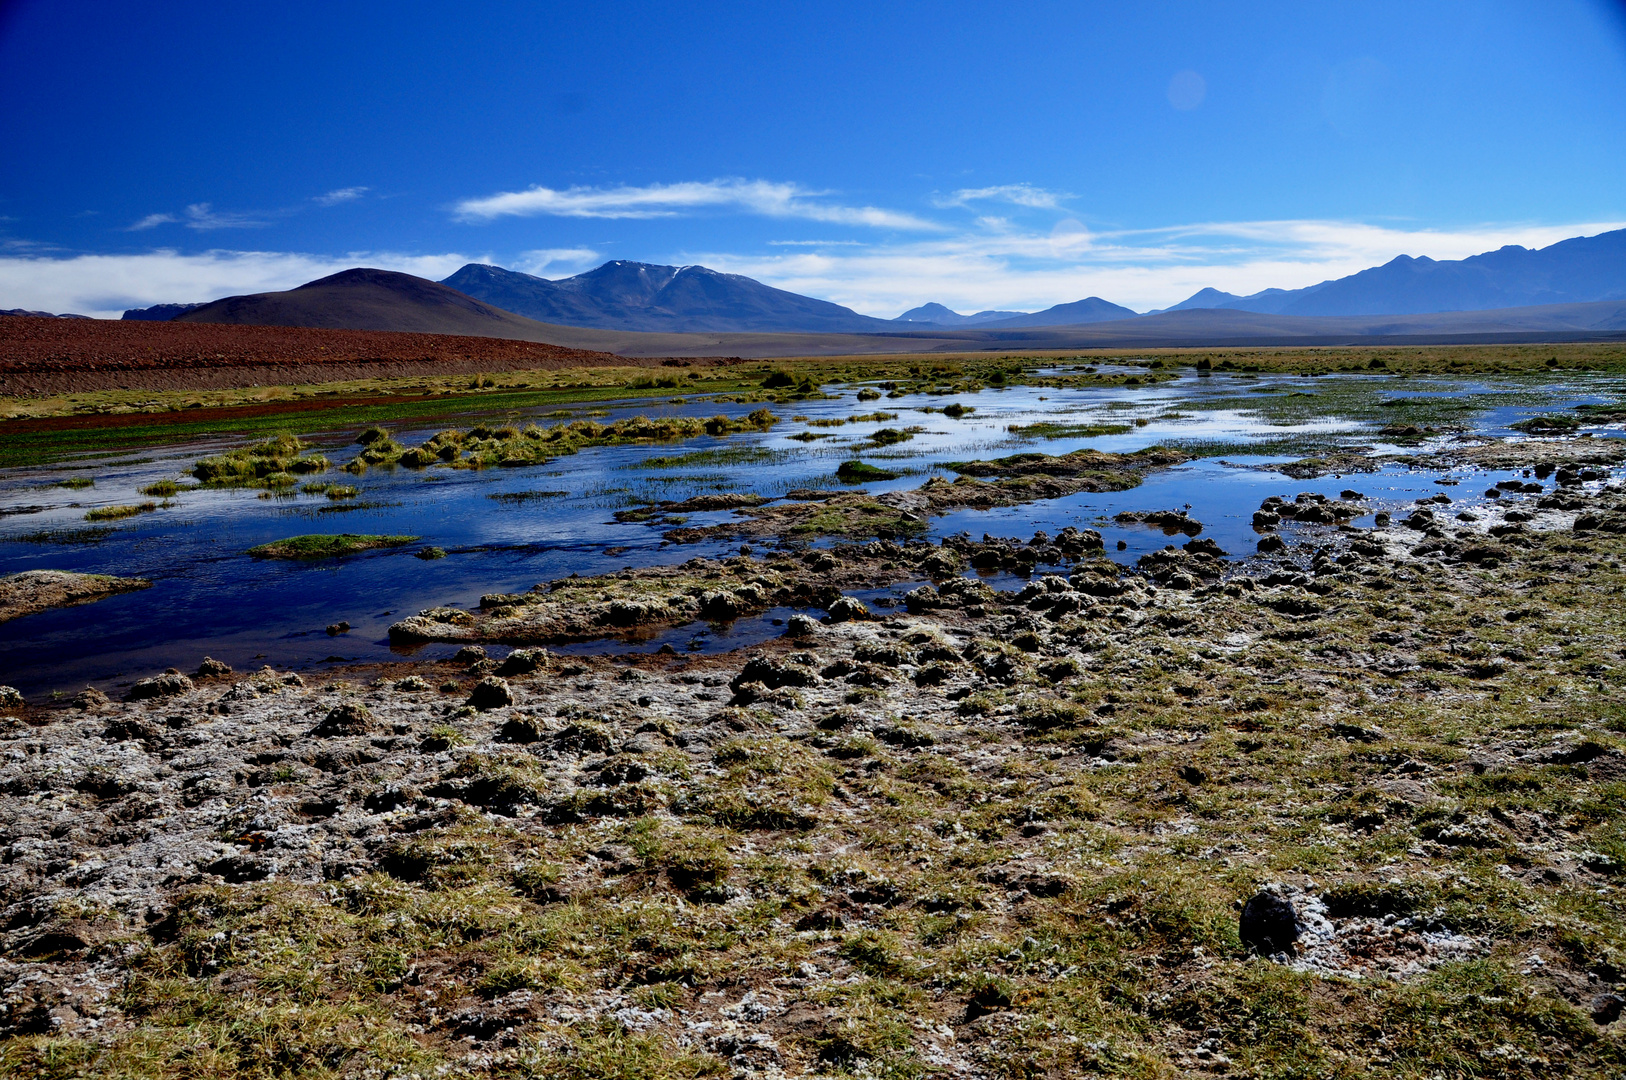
[144,267,1626,358]
[892,302,1027,326]
[441,261,897,333]
[1166,228,1626,316]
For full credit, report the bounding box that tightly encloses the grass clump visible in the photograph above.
[192,433,329,487]
[488,490,569,503]
[13,526,117,544]
[1007,420,1134,439]
[344,411,779,473]
[836,460,900,482]
[138,479,182,497]
[84,501,156,521]
[246,533,418,559]
[55,476,94,489]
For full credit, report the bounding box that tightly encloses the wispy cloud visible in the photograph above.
[126,213,177,231]
[511,247,602,277]
[183,203,270,230]
[933,183,1068,209]
[454,179,940,231]
[314,186,369,206]
[0,249,478,319]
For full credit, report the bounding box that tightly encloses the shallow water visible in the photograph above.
[2,368,1620,697]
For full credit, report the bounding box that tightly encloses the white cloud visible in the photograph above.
[454,178,940,231]
[127,213,177,231]
[0,249,478,319]
[314,186,369,206]
[183,203,270,230]
[933,184,1068,209]
[510,248,603,277]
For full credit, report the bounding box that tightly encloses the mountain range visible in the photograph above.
[116,226,1626,339]
[439,261,894,334]
[891,302,1027,326]
[148,264,1626,357]
[1160,227,1626,316]
[171,268,568,341]
[434,264,1144,333]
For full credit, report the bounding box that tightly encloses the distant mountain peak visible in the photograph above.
[441,260,895,334]
[892,302,1031,327]
[1166,227,1626,317]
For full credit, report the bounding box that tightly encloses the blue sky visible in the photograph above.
[2,0,1625,318]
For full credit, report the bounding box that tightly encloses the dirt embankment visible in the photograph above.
[0,316,683,395]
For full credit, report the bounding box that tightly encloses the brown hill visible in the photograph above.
[173,268,571,339]
[0,315,625,395]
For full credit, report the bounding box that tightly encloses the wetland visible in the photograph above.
[1,346,1625,1078]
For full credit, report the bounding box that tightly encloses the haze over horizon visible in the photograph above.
[3,1,1626,319]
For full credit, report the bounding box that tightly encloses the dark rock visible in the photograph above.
[698,590,746,620]
[325,622,350,636]
[825,596,871,623]
[467,677,514,711]
[104,717,161,743]
[730,657,817,693]
[126,673,194,701]
[784,613,819,638]
[499,715,547,743]
[1239,891,1300,956]
[904,585,939,613]
[196,657,233,677]
[1184,537,1227,557]
[497,648,547,676]
[453,646,487,664]
[1593,994,1625,1025]
[71,686,110,709]
[1257,535,1287,554]
[314,702,374,737]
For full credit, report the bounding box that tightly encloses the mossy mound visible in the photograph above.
[345,410,779,472]
[836,460,900,482]
[247,534,419,559]
[192,433,330,487]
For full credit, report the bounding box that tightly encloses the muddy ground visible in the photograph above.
[0,436,1624,1078]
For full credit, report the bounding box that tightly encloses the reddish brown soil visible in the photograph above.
[0,316,651,395]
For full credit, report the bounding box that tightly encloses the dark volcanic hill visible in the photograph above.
[123,303,204,321]
[1166,227,1626,316]
[1,309,89,319]
[442,261,895,333]
[980,296,1141,327]
[891,302,1027,327]
[174,268,579,340]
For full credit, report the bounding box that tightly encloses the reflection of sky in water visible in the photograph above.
[1,369,1620,696]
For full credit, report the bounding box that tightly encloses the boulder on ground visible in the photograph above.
[1239,891,1300,957]
[314,702,374,737]
[468,677,514,711]
[126,672,194,701]
[825,596,871,623]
